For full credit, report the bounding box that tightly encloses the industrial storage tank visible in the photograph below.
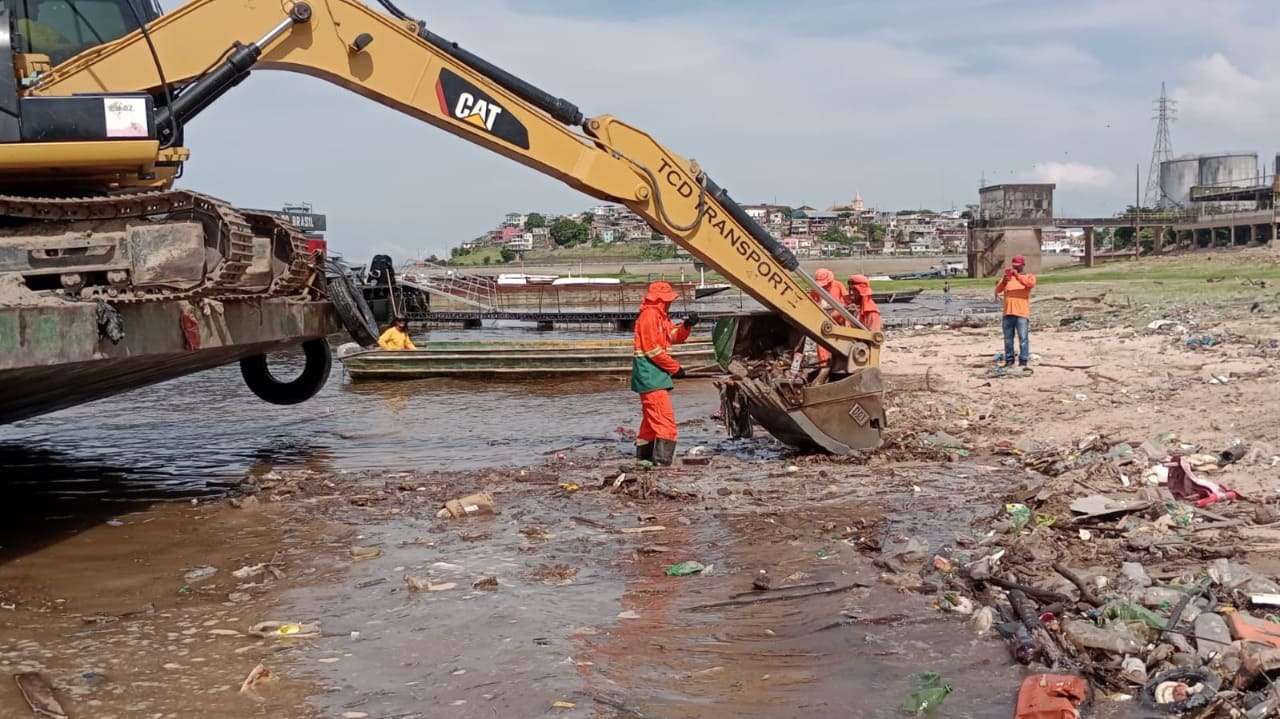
[1198,152,1258,189]
[1158,156,1200,208]
[1198,153,1258,211]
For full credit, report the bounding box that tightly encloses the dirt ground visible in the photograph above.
[2,249,1279,717]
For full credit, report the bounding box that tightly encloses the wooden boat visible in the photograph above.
[871,288,922,304]
[338,338,719,380]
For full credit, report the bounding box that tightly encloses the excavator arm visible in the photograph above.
[31,0,885,452]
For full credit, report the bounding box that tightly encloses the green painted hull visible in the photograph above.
[340,338,716,380]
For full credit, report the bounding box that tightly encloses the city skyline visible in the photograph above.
[176,0,1280,259]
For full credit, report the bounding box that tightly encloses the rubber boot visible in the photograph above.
[635,441,653,462]
[652,439,677,467]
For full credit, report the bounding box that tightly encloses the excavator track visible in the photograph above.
[0,190,313,303]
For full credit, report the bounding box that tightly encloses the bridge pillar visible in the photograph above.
[463,319,482,330]
[536,320,555,331]
[1083,226,1094,267]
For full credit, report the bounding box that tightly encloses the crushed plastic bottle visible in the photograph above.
[1005,503,1031,531]
[664,561,706,577]
[1064,618,1143,654]
[1103,602,1167,630]
[900,672,952,715]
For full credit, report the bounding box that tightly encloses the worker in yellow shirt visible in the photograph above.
[995,255,1035,368]
[378,316,416,350]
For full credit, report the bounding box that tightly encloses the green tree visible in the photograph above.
[867,223,887,244]
[482,255,492,265]
[642,243,676,261]
[524,212,546,230]
[819,226,850,245]
[550,218,589,247]
[499,247,517,263]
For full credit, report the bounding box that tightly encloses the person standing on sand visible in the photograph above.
[995,255,1035,368]
[630,281,699,466]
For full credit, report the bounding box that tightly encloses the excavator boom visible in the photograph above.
[25,0,885,452]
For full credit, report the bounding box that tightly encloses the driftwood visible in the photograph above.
[1034,293,1109,304]
[1053,563,1103,607]
[683,581,871,612]
[15,672,68,719]
[1086,370,1122,383]
[982,575,1072,605]
[1038,362,1097,371]
[1009,589,1071,669]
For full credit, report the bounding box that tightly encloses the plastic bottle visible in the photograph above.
[1064,618,1143,654]
[900,672,952,715]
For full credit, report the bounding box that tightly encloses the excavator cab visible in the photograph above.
[6,0,162,65]
[1,0,163,147]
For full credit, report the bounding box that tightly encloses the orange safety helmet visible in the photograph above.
[814,268,836,287]
[644,281,679,303]
[1011,255,1026,267]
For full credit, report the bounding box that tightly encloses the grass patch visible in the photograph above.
[450,247,507,266]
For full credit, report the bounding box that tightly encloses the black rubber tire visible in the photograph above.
[326,271,380,347]
[240,339,332,406]
[1140,668,1220,713]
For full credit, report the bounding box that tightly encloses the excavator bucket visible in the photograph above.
[735,369,885,454]
[713,314,885,454]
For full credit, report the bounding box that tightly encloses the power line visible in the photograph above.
[1143,81,1176,208]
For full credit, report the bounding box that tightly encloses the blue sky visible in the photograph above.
[177,0,1280,260]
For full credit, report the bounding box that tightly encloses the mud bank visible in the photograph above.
[3,255,1279,717]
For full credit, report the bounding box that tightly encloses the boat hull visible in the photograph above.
[339,339,717,380]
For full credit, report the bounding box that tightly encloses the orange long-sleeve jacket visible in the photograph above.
[858,299,883,332]
[631,299,691,393]
[996,272,1036,318]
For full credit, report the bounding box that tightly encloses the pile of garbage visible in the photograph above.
[883,431,1280,716]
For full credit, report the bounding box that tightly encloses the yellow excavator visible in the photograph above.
[3,0,884,453]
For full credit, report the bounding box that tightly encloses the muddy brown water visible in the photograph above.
[1,325,1143,718]
[0,329,728,499]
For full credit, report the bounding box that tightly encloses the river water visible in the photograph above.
[1,291,996,499]
[0,328,727,501]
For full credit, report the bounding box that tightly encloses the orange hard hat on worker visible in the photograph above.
[814,268,837,288]
[644,281,679,303]
[1011,255,1026,268]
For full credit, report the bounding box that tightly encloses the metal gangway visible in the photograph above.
[397,261,498,311]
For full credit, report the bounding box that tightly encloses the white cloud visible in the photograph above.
[1025,162,1118,189]
[1173,53,1276,132]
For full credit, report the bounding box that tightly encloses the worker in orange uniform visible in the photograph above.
[630,281,699,466]
[847,274,883,332]
[807,268,848,370]
[378,316,417,350]
[995,255,1036,368]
